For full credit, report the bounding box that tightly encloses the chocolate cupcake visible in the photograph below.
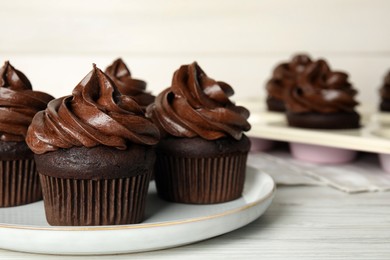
[379,71,390,111]
[266,54,312,112]
[285,59,360,129]
[147,62,251,204]
[284,59,360,164]
[105,58,154,111]
[0,61,54,207]
[26,64,160,226]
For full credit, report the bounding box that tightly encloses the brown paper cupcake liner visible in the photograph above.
[0,159,42,207]
[155,153,248,204]
[39,173,151,226]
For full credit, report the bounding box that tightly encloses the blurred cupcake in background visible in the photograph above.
[284,59,360,164]
[285,59,360,130]
[265,54,312,112]
[379,70,390,112]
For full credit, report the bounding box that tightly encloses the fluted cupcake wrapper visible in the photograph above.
[0,159,42,207]
[39,173,151,226]
[155,153,248,204]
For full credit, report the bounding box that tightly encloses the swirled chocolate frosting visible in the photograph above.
[0,61,54,142]
[379,71,390,111]
[105,58,154,109]
[266,54,312,102]
[146,62,250,140]
[285,59,359,113]
[26,65,160,154]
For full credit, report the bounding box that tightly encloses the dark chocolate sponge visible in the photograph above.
[34,144,156,180]
[380,100,390,112]
[156,134,251,157]
[0,141,41,207]
[286,112,360,129]
[154,135,250,204]
[0,141,34,160]
[266,97,285,112]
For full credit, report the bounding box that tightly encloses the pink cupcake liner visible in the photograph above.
[289,142,357,164]
[378,153,390,173]
[249,137,274,152]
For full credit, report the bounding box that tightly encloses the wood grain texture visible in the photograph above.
[0,186,389,259]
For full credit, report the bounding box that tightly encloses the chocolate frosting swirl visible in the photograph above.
[146,62,250,140]
[285,60,359,113]
[0,61,54,142]
[266,54,312,101]
[105,58,154,109]
[26,64,160,154]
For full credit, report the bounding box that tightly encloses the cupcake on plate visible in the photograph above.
[379,70,390,111]
[147,62,251,204]
[26,64,160,226]
[284,59,360,164]
[0,61,54,207]
[266,54,312,112]
[105,58,154,111]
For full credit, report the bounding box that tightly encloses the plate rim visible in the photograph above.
[0,167,276,232]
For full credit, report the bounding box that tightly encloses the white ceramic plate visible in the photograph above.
[0,166,275,255]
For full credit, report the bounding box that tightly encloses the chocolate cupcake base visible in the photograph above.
[0,159,41,207]
[39,174,150,226]
[286,111,360,129]
[34,145,155,226]
[266,96,285,112]
[0,141,42,207]
[155,153,247,204]
[154,135,250,204]
[380,100,390,112]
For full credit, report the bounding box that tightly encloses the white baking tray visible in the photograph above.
[238,98,390,154]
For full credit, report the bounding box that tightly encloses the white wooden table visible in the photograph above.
[0,185,389,260]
